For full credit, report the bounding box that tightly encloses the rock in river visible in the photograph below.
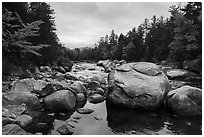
[166,85,202,116]
[3,92,41,111]
[166,69,188,80]
[2,124,32,135]
[57,124,74,135]
[70,81,87,94]
[107,62,170,110]
[43,90,76,112]
[88,94,104,104]
[76,108,94,114]
[16,114,33,128]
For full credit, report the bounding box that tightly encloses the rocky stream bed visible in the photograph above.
[2,60,202,135]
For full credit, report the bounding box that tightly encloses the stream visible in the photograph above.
[3,62,202,135]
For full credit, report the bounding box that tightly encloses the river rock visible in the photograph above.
[38,83,55,97]
[33,80,48,92]
[107,62,170,110]
[39,66,52,73]
[76,93,86,103]
[87,81,100,90]
[65,72,78,80]
[2,104,27,119]
[2,124,32,135]
[57,124,74,135]
[166,85,202,116]
[50,80,72,91]
[10,78,36,93]
[3,92,41,110]
[95,87,105,96]
[16,114,33,128]
[76,108,94,114]
[58,66,66,74]
[88,94,104,104]
[43,90,76,112]
[166,69,188,80]
[91,75,106,84]
[70,81,87,94]
[54,72,65,81]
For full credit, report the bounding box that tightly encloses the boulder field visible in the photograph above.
[2,60,202,135]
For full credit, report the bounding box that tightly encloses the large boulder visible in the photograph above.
[107,62,170,110]
[43,90,76,112]
[2,124,32,135]
[166,85,202,116]
[2,92,41,111]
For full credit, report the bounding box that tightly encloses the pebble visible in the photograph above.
[57,124,74,135]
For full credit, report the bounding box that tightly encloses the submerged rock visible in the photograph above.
[166,85,202,116]
[94,116,102,121]
[43,90,76,112]
[107,62,170,110]
[76,108,94,114]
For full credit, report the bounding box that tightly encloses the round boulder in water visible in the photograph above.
[43,90,76,112]
[166,85,202,116]
[107,62,170,110]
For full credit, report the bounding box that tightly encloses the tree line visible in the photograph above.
[2,2,202,76]
[68,2,202,66]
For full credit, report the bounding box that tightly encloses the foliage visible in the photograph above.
[2,8,48,66]
[168,3,202,62]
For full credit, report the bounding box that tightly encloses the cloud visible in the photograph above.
[49,2,182,49]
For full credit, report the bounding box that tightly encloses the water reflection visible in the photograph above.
[106,103,165,134]
[106,102,202,135]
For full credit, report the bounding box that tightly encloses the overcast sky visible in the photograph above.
[49,2,183,49]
